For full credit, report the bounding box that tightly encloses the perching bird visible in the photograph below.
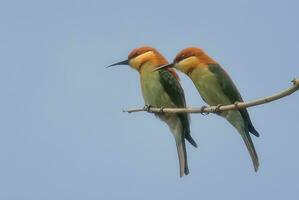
[156,47,260,171]
[107,46,197,177]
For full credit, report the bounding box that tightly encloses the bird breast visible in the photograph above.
[140,71,175,108]
[190,68,231,106]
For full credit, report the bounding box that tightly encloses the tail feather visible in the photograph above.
[241,132,259,172]
[163,115,190,177]
[185,132,198,148]
[225,111,259,171]
[239,109,260,137]
[248,124,260,138]
[176,139,189,177]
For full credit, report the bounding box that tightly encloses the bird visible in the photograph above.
[155,47,260,172]
[107,46,197,177]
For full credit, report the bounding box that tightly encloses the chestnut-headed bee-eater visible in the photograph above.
[156,47,260,171]
[107,46,197,177]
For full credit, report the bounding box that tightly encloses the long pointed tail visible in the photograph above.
[241,131,259,172]
[163,115,190,177]
[176,138,189,177]
[225,111,259,171]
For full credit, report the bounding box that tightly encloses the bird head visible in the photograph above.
[155,47,216,75]
[107,46,169,72]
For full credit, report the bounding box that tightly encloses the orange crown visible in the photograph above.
[128,46,179,80]
[174,47,217,65]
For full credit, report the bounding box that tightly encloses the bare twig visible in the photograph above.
[123,79,299,114]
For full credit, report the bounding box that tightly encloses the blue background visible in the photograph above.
[1,0,298,199]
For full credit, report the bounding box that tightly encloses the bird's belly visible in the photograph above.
[190,69,246,129]
[192,71,231,106]
[141,73,174,108]
[192,73,243,121]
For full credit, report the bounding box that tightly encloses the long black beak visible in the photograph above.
[153,63,174,72]
[106,59,129,68]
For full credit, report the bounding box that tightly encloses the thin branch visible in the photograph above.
[123,78,299,114]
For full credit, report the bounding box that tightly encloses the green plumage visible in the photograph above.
[208,64,260,137]
[159,70,197,147]
[157,69,197,176]
[140,68,197,176]
[189,63,259,171]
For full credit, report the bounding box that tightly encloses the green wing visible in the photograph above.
[159,69,197,147]
[208,64,243,103]
[159,69,187,108]
[208,64,260,137]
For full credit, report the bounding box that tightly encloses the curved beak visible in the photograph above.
[106,59,129,68]
[153,63,174,72]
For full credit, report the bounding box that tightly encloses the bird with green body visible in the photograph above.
[156,47,260,172]
[107,46,197,177]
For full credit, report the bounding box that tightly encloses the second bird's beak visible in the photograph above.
[106,59,129,68]
[153,63,174,72]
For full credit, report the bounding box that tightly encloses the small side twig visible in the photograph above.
[123,78,299,114]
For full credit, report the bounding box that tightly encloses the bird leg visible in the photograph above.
[213,104,223,113]
[200,105,209,115]
[159,106,165,113]
[233,101,240,110]
[143,104,153,112]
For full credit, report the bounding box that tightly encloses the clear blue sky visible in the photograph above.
[0,0,298,199]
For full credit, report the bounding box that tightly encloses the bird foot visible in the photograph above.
[159,106,165,113]
[143,104,153,112]
[213,104,223,113]
[233,101,240,110]
[200,105,209,115]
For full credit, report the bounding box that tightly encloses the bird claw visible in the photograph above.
[159,106,165,113]
[234,101,240,110]
[200,105,209,115]
[143,105,153,112]
[213,104,223,113]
